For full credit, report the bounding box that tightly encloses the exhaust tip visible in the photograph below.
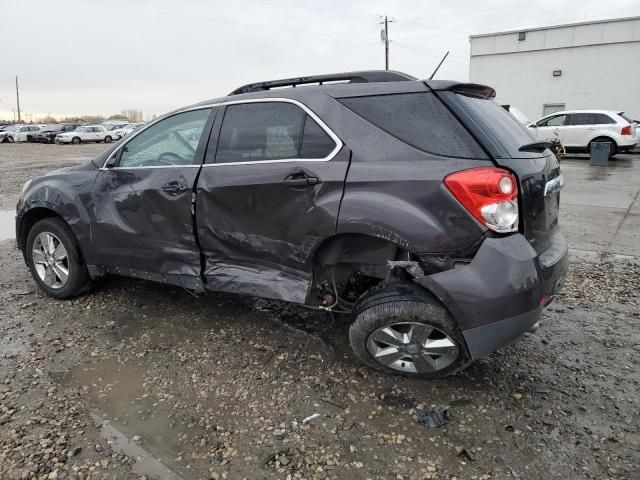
[528,321,541,333]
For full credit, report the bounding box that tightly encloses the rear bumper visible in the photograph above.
[416,231,568,360]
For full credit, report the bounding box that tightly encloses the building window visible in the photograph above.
[518,31,526,41]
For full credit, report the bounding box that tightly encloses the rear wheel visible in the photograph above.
[25,218,91,299]
[349,286,469,378]
[71,136,81,145]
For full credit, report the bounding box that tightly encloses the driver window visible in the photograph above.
[119,109,210,168]
[538,115,566,127]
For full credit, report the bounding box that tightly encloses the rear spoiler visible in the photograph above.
[426,81,496,99]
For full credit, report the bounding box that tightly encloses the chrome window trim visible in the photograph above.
[100,98,342,170]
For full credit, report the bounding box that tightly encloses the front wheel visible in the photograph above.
[71,137,81,145]
[349,286,469,378]
[25,218,91,299]
[104,135,112,143]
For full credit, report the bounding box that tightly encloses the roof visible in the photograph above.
[187,72,495,109]
[229,70,416,95]
[539,109,625,117]
[470,15,640,39]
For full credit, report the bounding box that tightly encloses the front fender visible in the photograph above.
[17,168,98,260]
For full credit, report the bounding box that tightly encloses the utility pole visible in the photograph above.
[15,76,21,123]
[384,16,389,70]
[380,16,392,70]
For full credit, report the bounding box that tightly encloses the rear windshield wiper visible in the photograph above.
[519,141,552,152]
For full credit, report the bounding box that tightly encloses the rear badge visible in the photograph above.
[544,175,564,196]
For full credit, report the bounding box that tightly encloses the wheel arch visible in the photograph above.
[18,207,67,251]
[312,232,411,268]
[18,208,88,271]
[589,135,617,147]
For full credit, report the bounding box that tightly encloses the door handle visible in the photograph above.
[162,181,189,195]
[283,172,319,187]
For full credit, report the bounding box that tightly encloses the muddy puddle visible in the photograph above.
[57,358,195,479]
[0,210,15,241]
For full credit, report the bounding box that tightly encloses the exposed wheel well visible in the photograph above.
[310,234,414,310]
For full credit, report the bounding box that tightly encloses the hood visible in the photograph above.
[46,161,98,176]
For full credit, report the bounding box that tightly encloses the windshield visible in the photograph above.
[4,126,18,132]
[74,127,87,132]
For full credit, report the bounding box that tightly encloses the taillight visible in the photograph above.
[621,125,632,135]
[444,167,519,233]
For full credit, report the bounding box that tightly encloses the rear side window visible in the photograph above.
[594,114,616,124]
[301,116,335,158]
[567,113,595,125]
[338,92,485,158]
[215,102,336,163]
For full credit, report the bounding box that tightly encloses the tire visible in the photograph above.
[349,285,470,378]
[71,137,81,145]
[104,136,112,143]
[590,138,617,158]
[25,218,92,299]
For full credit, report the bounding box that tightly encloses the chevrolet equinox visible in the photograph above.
[16,71,568,378]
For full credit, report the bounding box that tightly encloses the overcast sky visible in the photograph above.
[2,0,639,121]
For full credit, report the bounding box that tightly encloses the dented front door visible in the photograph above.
[90,108,215,290]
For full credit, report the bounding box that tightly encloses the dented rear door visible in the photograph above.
[195,99,348,303]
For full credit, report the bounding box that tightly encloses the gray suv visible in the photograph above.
[16,71,568,378]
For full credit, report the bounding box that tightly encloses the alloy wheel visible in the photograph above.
[366,322,459,373]
[32,232,69,289]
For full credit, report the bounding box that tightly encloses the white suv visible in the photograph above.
[55,125,113,144]
[528,110,637,157]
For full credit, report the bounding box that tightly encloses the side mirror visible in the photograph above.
[528,123,537,128]
[104,154,118,169]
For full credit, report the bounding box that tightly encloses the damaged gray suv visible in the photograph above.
[16,71,568,378]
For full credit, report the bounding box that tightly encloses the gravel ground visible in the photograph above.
[0,143,108,210]
[1,144,639,480]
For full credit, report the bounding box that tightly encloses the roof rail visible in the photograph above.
[229,70,416,95]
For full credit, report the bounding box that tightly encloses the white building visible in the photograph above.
[469,16,640,122]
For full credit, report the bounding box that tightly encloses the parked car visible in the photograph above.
[55,125,114,144]
[104,123,130,140]
[15,71,567,378]
[121,122,145,137]
[528,110,637,157]
[101,120,129,130]
[29,123,84,143]
[0,124,42,143]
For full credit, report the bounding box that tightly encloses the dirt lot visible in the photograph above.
[0,143,108,210]
[1,143,639,480]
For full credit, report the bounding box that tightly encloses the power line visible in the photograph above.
[64,18,380,81]
[141,41,380,86]
[66,0,373,41]
[393,42,468,66]
[234,0,381,18]
[398,0,566,23]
